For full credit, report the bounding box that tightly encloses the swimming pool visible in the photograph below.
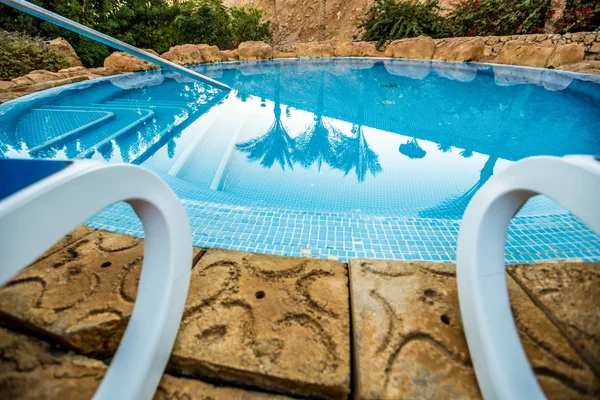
[2,58,599,262]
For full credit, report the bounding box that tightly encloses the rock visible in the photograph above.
[296,42,335,58]
[273,51,296,59]
[333,41,378,57]
[556,60,600,75]
[0,230,201,357]
[86,67,115,77]
[547,43,585,68]
[11,70,64,86]
[221,49,239,61]
[196,44,222,63]
[0,327,291,399]
[104,49,160,73]
[508,262,600,377]
[238,41,273,61]
[0,81,14,92]
[57,66,88,77]
[47,37,83,68]
[432,37,485,62]
[160,44,221,66]
[385,36,436,60]
[494,41,556,68]
[589,42,600,53]
[348,260,600,399]
[169,249,351,399]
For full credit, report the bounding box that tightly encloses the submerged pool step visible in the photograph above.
[32,105,154,160]
[100,100,192,164]
[17,109,115,152]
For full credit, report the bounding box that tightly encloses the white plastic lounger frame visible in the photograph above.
[0,161,192,400]
[457,155,600,400]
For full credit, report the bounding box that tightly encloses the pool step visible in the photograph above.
[17,109,116,152]
[31,105,154,160]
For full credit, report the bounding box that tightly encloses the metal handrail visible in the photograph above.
[0,0,232,90]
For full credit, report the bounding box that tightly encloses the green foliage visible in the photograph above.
[175,0,234,49]
[230,6,272,44]
[553,0,600,33]
[447,0,551,36]
[0,0,272,68]
[360,0,555,45]
[360,0,448,48]
[0,30,69,80]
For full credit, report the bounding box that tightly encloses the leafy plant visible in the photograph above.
[0,30,69,80]
[553,0,600,33]
[446,0,551,36]
[230,6,272,44]
[360,0,449,48]
[0,0,273,68]
[175,0,234,49]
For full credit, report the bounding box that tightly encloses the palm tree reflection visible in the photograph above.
[236,66,295,170]
[336,94,382,182]
[294,72,342,171]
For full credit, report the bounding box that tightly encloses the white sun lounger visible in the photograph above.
[0,159,192,400]
[457,155,600,399]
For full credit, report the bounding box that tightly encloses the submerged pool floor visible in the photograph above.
[2,59,600,262]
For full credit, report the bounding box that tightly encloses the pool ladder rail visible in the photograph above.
[0,0,232,91]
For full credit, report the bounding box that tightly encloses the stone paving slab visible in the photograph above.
[0,229,201,356]
[508,262,600,377]
[349,259,600,399]
[0,327,292,399]
[170,248,351,400]
[0,232,350,399]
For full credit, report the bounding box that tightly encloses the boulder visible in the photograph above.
[238,41,273,61]
[47,37,83,68]
[333,41,378,57]
[296,42,335,58]
[273,50,297,58]
[547,43,585,68]
[0,81,14,92]
[161,44,221,66]
[494,41,555,68]
[104,49,159,73]
[385,36,436,59]
[556,60,600,75]
[432,37,485,62]
[10,70,64,86]
[220,49,239,61]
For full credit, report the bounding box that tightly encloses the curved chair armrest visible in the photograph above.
[0,161,192,400]
[456,155,600,400]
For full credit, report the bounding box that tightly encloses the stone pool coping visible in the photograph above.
[0,227,598,399]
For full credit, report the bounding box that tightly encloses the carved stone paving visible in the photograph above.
[508,262,600,379]
[169,248,351,400]
[349,259,600,400]
[0,229,201,357]
[0,327,292,399]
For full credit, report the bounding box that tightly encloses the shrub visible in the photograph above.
[230,6,272,45]
[446,0,551,36]
[360,0,449,48]
[0,0,273,67]
[175,0,234,49]
[0,30,69,80]
[553,0,600,33]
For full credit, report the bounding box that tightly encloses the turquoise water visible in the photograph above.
[1,58,599,261]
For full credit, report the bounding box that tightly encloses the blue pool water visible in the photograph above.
[1,58,600,262]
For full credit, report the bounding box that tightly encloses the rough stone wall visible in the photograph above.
[225,0,569,44]
[468,32,600,61]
